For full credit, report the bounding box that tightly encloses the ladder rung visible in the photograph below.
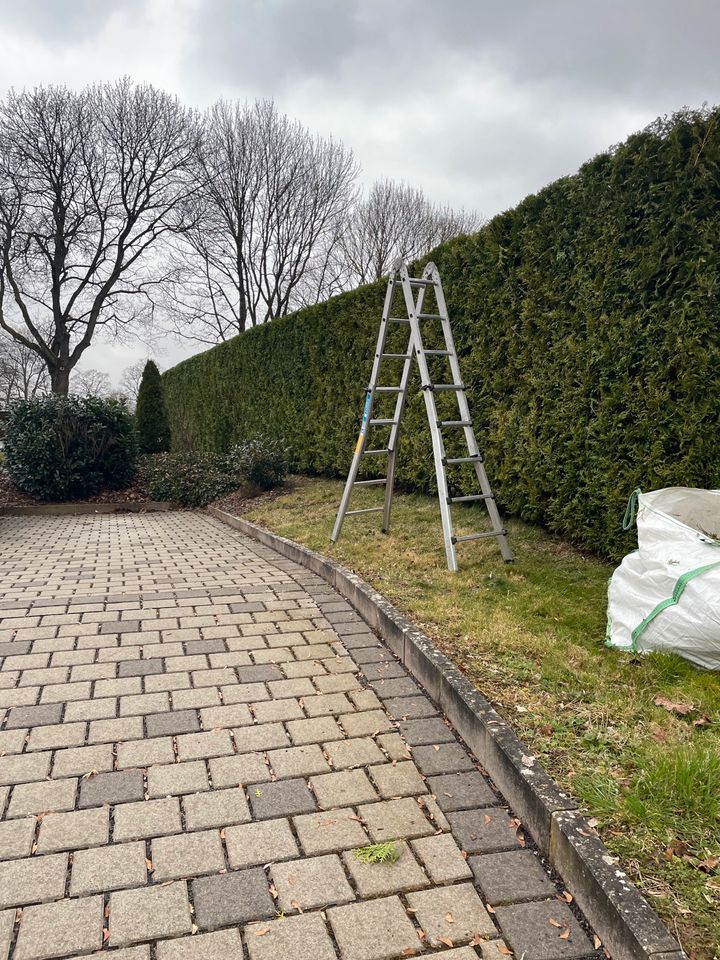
[346,507,384,516]
[423,349,453,356]
[381,352,412,359]
[388,317,411,324]
[452,530,507,544]
[408,278,436,287]
[417,313,443,320]
[374,386,402,393]
[364,448,390,456]
[447,494,494,504]
[369,418,397,426]
[425,384,466,392]
[444,455,484,465]
[439,420,472,428]
[353,479,387,486]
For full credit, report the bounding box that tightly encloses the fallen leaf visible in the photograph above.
[561,891,573,903]
[697,856,719,874]
[445,912,454,923]
[102,930,110,943]
[437,937,454,948]
[693,714,711,727]
[145,858,153,872]
[254,929,269,937]
[559,926,570,941]
[653,696,692,715]
[548,918,563,928]
[594,935,602,949]
[498,946,512,955]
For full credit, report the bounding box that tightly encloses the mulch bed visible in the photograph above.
[211,481,292,516]
[0,466,151,509]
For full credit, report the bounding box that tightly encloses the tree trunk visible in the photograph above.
[50,364,70,395]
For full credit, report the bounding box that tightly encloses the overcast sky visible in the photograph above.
[0,0,718,387]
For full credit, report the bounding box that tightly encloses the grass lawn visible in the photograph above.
[243,476,720,960]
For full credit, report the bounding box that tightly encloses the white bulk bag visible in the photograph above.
[606,487,720,670]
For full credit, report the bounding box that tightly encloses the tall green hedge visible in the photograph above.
[163,107,720,559]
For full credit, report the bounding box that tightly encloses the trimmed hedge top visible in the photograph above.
[163,107,720,559]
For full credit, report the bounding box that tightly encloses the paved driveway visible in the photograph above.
[0,513,597,960]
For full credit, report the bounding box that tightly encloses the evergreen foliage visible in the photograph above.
[163,107,720,559]
[5,395,136,500]
[136,360,170,454]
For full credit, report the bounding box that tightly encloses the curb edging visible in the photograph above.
[208,505,684,960]
[0,501,172,517]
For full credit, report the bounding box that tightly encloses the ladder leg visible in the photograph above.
[473,459,514,562]
[331,390,373,543]
[382,330,418,533]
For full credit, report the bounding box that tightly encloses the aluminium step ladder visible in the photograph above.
[331,259,512,571]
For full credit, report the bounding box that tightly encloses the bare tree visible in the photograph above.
[69,367,111,397]
[0,80,201,394]
[0,332,48,408]
[119,359,146,406]
[339,179,481,286]
[167,99,357,343]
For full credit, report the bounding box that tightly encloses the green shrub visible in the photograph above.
[135,360,170,454]
[136,452,236,507]
[227,436,290,489]
[5,395,136,501]
[163,106,720,559]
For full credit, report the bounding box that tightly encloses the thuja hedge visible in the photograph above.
[163,107,720,559]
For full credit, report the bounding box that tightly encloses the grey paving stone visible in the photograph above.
[233,722,289,753]
[109,881,192,946]
[151,829,225,880]
[249,777,316,819]
[411,832,474,883]
[494,899,594,959]
[0,817,35,859]
[0,910,13,960]
[237,665,283,683]
[5,704,62,730]
[412,742,476,775]
[176,729,234,761]
[303,692,354,717]
[267,677,315,699]
[78,770,144,808]
[185,639,226,655]
[118,658,164,677]
[145,709,200,737]
[428,770,497,812]
[37,806,108,853]
[397,717,455,745]
[359,661,407,682]
[339,709,393,737]
[192,868,274,929]
[369,760,427,798]
[294,809,368,855]
[343,840,429,897]
[220,681,268,703]
[225,818,299,868]
[147,761,208,797]
[271,853,354,911]
[92,949,149,960]
[14,895,103,960]
[113,797,182,841]
[208,753,270,787]
[267,744,331,779]
[324,736,385,770]
[7,778,77,817]
[383,695,438,719]
[0,728,28,755]
[245,914,336,960]
[358,798,435,841]
[157,929,243,960]
[71,840,148,895]
[26,721,87,752]
[288,719,341,749]
[252,698,304,723]
[469,850,556,905]
[198,703,253,729]
[117,736,175,769]
[313,673,360,694]
[52,744,113,779]
[376,732,412,761]
[183,787,251,830]
[406,883,496,947]
[0,853,68,907]
[0,752,51,785]
[88,716,144,744]
[310,769,378,809]
[447,808,520,854]
[172,688,219,710]
[328,895,419,960]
